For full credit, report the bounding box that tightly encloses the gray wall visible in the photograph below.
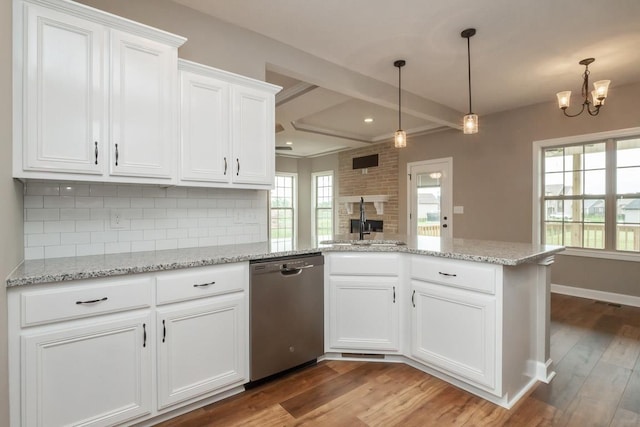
[2,0,25,425]
[398,82,640,297]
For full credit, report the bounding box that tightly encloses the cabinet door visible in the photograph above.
[329,276,399,352]
[411,280,496,390]
[230,85,275,186]
[21,313,152,427]
[157,293,247,409]
[110,30,176,181]
[23,4,105,175]
[179,71,231,184]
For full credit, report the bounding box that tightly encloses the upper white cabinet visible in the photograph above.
[13,0,186,184]
[178,60,280,189]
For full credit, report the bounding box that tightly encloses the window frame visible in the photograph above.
[311,171,334,246]
[269,172,297,251]
[532,127,640,262]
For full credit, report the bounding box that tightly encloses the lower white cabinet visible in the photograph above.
[328,276,399,352]
[410,280,497,390]
[156,293,247,409]
[21,312,152,427]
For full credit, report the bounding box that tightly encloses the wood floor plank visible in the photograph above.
[609,407,640,427]
[280,362,390,418]
[550,323,586,365]
[620,368,640,415]
[602,324,640,370]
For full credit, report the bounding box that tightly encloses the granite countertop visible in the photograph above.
[6,236,564,287]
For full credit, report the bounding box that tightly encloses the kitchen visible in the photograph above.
[2,0,640,426]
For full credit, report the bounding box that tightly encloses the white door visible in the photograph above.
[230,85,275,186]
[411,280,496,390]
[157,293,247,409]
[408,158,453,238]
[23,4,105,175]
[179,71,231,184]
[329,276,400,352]
[22,313,152,427]
[110,30,176,180]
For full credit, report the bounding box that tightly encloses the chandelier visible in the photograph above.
[556,58,610,117]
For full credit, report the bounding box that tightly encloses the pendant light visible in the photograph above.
[556,58,610,117]
[394,59,407,148]
[461,28,478,134]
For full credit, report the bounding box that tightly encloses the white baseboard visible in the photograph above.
[551,284,640,308]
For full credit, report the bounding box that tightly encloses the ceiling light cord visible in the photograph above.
[398,64,402,129]
[466,35,473,114]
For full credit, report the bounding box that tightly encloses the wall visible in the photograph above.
[23,181,267,259]
[338,142,399,234]
[398,82,640,297]
[2,0,24,425]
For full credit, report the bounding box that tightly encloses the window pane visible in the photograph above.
[545,200,564,221]
[564,223,583,247]
[544,148,564,173]
[617,198,640,252]
[617,138,640,168]
[584,170,605,195]
[564,145,583,171]
[565,200,583,222]
[584,199,605,223]
[564,171,582,195]
[270,175,295,251]
[583,224,605,249]
[544,172,564,196]
[617,167,640,195]
[544,222,563,245]
[314,173,333,245]
[584,142,606,169]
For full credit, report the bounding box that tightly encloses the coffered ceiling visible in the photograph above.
[172,0,640,158]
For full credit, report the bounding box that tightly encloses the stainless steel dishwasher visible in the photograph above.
[249,253,324,382]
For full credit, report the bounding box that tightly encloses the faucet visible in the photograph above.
[359,197,370,240]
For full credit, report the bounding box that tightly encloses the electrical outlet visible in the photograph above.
[454,206,464,214]
[110,209,125,229]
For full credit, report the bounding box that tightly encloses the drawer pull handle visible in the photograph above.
[438,272,457,277]
[393,286,396,303]
[162,320,166,343]
[143,323,147,348]
[94,141,98,165]
[224,157,228,175]
[115,143,119,166]
[193,281,215,288]
[76,297,108,305]
[411,290,415,308]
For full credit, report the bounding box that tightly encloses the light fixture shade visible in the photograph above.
[591,90,605,106]
[463,114,478,134]
[556,91,571,109]
[593,80,610,100]
[394,129,407,148]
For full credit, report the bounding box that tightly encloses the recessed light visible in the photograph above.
[285,141,293,145]
[364,117,374,123]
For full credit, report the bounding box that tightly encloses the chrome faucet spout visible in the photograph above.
[359,197,370,240]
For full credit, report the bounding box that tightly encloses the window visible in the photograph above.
[270,173,296,251]
[536,129,640,258]
[312,172,333,245]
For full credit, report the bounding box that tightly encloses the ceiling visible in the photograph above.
[172,0,640,157]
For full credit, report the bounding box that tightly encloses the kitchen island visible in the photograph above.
[6,237,563,425]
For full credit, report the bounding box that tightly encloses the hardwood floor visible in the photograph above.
[157,294,640,426]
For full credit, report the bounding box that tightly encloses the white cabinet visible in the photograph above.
[19,3,106,175]
[109,30,177,180]
[157,293,246,409]
[155,263,249,409]
[178,60,280,189]
[410,280,497,390]
[13,0,185,183]
[22,313,152,427]
[410,256,500,393]
[329,276,399,352]
[9,275,154,427]
[326,253,401,353]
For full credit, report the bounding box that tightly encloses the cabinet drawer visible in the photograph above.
[21,276,153,326]
[329,253,399,276]
[156,262,248,305]
[411,257,497,294]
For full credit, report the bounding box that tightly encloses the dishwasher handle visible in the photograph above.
[280,264,315,276]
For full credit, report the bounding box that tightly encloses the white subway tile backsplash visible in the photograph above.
[26,208,60,221]
[45,245,76,258]
[61,232,91,245]
[43,196,76,208]
[76,243,104,256]
[24,182,267,259]
[24,222,44,234]
[60,208,91,221]
[44,221,75,233]
[24,196,44,208]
